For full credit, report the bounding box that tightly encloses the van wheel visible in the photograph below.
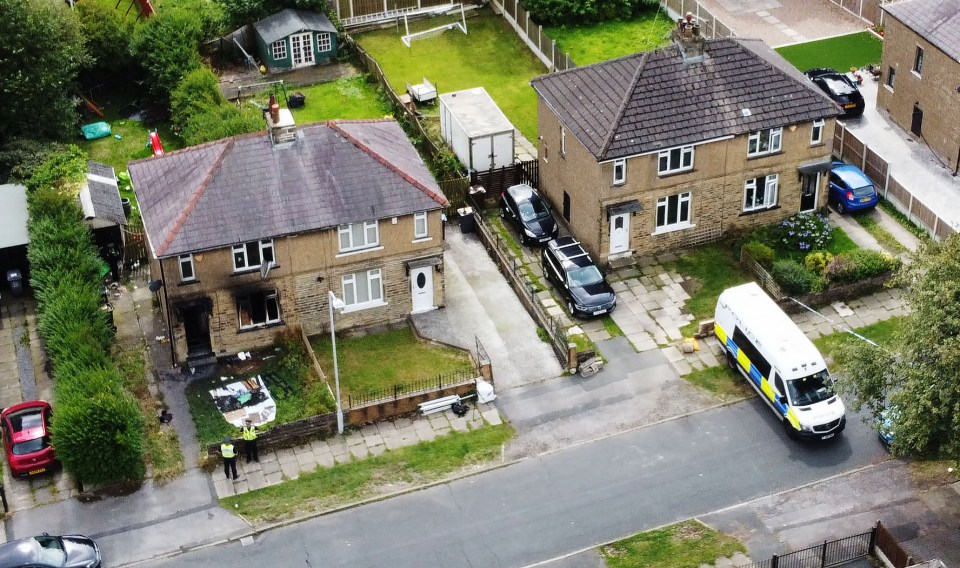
[784,419,799,440]
[726,351,738,372]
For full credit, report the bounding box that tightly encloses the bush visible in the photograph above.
[170,66,226,128]
[24,145,88,193]
[742,241,774,267]
[77,1,134,75]
[826,249,899,284]
[771,259,815,294]
[520,0,659,25]
[129,10,203,102]
[0,139,70,183]
[804,251,834,276]
[778,212,832,252]
[180,101,264,146]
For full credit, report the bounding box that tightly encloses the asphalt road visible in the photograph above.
[139,398,887,568]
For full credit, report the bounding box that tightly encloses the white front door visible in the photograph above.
[410,266,435,313]
[290,33,314,68]
[609,213,630,255]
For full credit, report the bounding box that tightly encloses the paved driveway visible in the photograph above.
[693,0,865,47]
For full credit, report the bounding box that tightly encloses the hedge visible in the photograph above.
[26,149,146,486]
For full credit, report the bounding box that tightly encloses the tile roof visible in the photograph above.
[84,161,126,226]
[531,37,840,161]
[128,119,447,258]
[883,0,960,62]
[254,9,336,46]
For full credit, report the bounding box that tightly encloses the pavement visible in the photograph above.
[691,0,865,47]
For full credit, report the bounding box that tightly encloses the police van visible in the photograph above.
[715,282,846,441]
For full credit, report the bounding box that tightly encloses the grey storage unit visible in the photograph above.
[439,87,516,172]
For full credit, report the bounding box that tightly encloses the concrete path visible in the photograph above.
[691,0,864,47]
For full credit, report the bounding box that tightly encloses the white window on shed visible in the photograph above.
[271,40,287,60]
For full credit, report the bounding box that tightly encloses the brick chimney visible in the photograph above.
[673,12,706,64]
[265,93,296,145]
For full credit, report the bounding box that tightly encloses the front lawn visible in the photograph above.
[545,7,674,65]
[222,424,513,523]
[661,245,751,335]
[814,316,902,359]
[311,327,474,403]
[683,364,754,401]
[601,519,746,568]
[776,31,883,72]
[288,74,392,124]
[354,8,546,141]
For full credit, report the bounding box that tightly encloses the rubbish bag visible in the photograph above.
[81,122,112,140]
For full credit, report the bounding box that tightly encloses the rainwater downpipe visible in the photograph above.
[159,258,176,367]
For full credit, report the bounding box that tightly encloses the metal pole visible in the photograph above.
[328,291,344,434]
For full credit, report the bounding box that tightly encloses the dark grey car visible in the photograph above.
[498,183,559,245]
[0,534,101,568]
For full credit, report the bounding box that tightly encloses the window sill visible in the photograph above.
[656,167,694,179]
[746,150,783,160]
[238,320,284,333]
[232,264,280,277]
[178,279,201,287]
[336,245,384,258]
[883,84,894,93]
[911,70,922,79]
[652,223,695,236]
[612,181,626,187]
[341,300,388,314]
[412,236,433,244]
[740,205,780,216]
[809,141,825,148]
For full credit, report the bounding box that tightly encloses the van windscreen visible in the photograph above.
[786,370,835,407]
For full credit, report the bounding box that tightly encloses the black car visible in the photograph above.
[804,68,865,118]
[498,183,559,245]
[0,534,101,568]
[542,237,617,318]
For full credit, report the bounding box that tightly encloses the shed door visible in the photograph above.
[291,33,314,68]
[470,136,493,171]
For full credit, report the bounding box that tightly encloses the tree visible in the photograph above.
[76,1,135,77]
[836,234,960,460]
[129,10,204,103]
[0,0,89,146]
[520,0,659,25]
[216,0,330,29]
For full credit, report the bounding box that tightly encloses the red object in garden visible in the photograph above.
[1,400,57,478]
[149,130,164,157]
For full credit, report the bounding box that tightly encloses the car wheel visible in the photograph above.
[499,206,506,219]
[567,301,576,317]
[836,201,846,214]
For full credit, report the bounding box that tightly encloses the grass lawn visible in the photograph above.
[545,8,674,65]
[683,364,754,402]
[776,31,883,72]
[311,327,474,401]
[662,245,752,335]
[814,316,902,360]
[77,103,183,175]
[601,519,746,568]
[222,424,513,523]
[354,8,546,141]
[288,74,392,124]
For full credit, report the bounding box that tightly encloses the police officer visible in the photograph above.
[241,419,259,463]
[221,437,238,480]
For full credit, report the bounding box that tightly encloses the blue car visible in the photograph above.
[829,161,879,213]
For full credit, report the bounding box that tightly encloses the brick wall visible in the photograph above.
[876,16,960,172]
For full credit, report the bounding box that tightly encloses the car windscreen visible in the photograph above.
[786,370,835,407]
[568,265,603,288]
[34,536,67,565]
[13,436,49,455]
[850,184,876,197]
[518,199,550,222]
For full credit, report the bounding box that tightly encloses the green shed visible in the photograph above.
[253,9,338,72]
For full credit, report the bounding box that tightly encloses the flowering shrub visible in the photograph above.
[826,249,900,283]
[771,259,816,294]
[778,212,832,252]
[804,251,834,275]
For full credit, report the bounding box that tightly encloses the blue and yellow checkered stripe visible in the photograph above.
[715,323,800,430]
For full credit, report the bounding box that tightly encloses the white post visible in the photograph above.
[328,291,344,435]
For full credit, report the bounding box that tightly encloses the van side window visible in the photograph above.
[774,374,787,398]
[732,327,772,378]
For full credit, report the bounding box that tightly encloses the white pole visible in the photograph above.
[328,291,344,435]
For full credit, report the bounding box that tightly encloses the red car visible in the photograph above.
[1,401,57,477]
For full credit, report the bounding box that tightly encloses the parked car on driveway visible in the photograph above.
[829,161,879,213]
[1,400,57,477]
[499,183,559,245]
[804,68,865,118]
[542,236,616,318]
[0,533,101,568]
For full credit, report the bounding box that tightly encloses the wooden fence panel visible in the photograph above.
[842,133,866,170]
[876,521,913,568]
[864,146,888,191]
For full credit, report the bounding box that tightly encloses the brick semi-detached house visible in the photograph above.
[876,0,960,174]
[129,113,447,366]
[531,23,841,265]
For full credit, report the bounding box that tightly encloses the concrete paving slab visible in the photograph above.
[279,460,301,480]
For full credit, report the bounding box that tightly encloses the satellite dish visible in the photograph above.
[148,279,164,293]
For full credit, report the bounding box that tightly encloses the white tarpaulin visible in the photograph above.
[209,374,277,427]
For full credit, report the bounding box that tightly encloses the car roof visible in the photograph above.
[0,537,44,567]
[832,165,873,189]
[506,184,536,200]
[549,237,594,270]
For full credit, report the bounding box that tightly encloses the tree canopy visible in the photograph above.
[837,234,960,460]
[0,0,89,146]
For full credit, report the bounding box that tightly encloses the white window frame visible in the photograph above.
[743,174,779,212]
[657,145,694,175]
[613,158,626,185]
[316,32,331,52]
[810,119,824,145]
[338,220,379,252]
[237,290,281,329]
[414,212,428,239]
[654,192,692,232]
[178,254,196,282]
[560,127,566,157]
[747,127,783,157]
[271,40,287,61]
[913,46,924,75]
[232,239,274,272]
[342,269,384,311]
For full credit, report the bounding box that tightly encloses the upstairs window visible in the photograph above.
[743,174,779,212]
[178,254,195,282]
[560,127,566,157]
[613,159,626,185]
[233,240,274,272]
[657,145,694,175]
[811,119,824,145]
[271,40,286,61]
[747,127,782,157]
[414,212,428,239]
[339,220,379,252]
[913,46,924,75]
[886,67,896,89]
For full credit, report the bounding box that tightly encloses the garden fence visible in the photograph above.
[833,123,958,241]
[740,527,873,568]
[489,0,575,71]
[661,0,737,38]
[331,0,452,25]
[739,247,784,300]
[824,0,891,26]
[346,367,478,407]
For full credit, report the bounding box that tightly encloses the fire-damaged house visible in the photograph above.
[128,107,447,367]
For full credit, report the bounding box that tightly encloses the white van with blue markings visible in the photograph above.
[714,282,846,441]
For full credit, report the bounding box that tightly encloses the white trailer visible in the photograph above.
[439,87,515,172]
